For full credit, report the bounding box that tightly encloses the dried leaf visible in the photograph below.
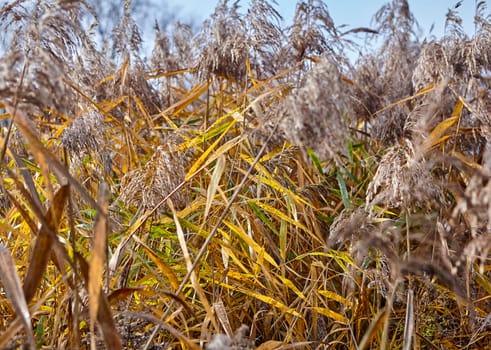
[89,182,109,350]
[255,340,284,350]
[0,244,36,349]
[77,253,122,350]
[132,235,180,291]
[23,184,69,303]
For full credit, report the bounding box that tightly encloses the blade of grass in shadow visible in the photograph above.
[10,150,44,212]
[23,184,69,303]
[213,299,233,337]
[0,244,36,349]
[123,311,202,350]
[0,317,23,349]
[336,171,350,209]
[88,182,109,350]
[5,171,74,282]
[0,271,73,349]
[402,289,414,350]
[357,307,387,350]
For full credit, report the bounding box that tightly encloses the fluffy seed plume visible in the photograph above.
[366,139,444,212]
[279,58,350,161]
[119,136,188,214]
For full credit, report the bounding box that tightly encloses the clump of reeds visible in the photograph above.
[0,0,490,349]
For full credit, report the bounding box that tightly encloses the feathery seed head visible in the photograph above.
[279,58,350,161]
[119,135,188,214]
[366,140,444,212]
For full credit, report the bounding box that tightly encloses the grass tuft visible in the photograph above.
[0,0,490,349]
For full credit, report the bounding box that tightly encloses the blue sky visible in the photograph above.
[171,0,476,39]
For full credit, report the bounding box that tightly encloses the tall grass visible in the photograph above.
[0,0,490,349]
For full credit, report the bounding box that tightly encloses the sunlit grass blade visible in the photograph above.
[318,289,353,306]
[248,200,309,233]
[222,220,279,268]
[185,121,239,181]
[154,81,209,120]
[424,99,463,150]
[205,154,226,219]
[309,306,348,324]
[219,281,303,318]
[169,199,219,331]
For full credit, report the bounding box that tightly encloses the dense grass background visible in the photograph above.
[0,0,490,349]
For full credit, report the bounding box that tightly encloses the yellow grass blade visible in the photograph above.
[248,199,310,232]
[219,282,303,318]
[424,99,463,149]
[318,289,353,307]
[309,306,348,324]
[450,150,482,169]
[240,153,313,207]
[277,275,307,301]
[169,199,219,331]
[153,81,209,120]
[132,235,180,292]
[293,251,354,273]
[205,154,226,219]
[185,123,238,181]
[222,221,279,268]
[96,96,128,114]
[374,84,435,117]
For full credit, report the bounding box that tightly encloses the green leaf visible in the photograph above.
[336,172,350,209]
[307,148,324,175]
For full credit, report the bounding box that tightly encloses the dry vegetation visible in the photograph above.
[0,0,490,348]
